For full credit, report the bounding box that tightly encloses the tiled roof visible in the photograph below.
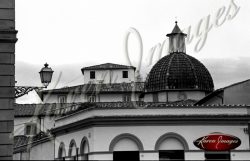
[145,53,214,92]
[41,82,145,94]
[15,101,250,118]
[14,132,51,153]
[81,63,136,71]
[14,103,73,117]
[54,100,198,117]
[95,99,197,108]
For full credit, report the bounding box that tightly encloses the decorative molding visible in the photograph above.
[51,115,250,136]
[155,132,189,150]
[109,133,144,152]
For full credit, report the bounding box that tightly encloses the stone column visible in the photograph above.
[0,0,17,160]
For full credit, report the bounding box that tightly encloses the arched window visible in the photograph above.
[155,132,188,161]
[109,133,143,161]
[58,142,66,160]
[68,139,78,160]
[80,137,89,161]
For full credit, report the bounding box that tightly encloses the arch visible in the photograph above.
[68,139,77,158]
[58,142,66,159]
[109,133,144,152]
[80,137,89,160]
[155,132,189,150]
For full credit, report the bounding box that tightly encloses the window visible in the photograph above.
[153,93,158,102]
[58,95,67,103]
[122,71,128,78]
[90,71,95,79]
[25,123,37,135]
[139,97,144,102]
[80,138,89,161]
[58,142,66,159]
[69,140,77,160]
[123,94,131,102]
[87,95,96,102]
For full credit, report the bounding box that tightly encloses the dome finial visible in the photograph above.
[44,63,49,67]
[175,21,178,24]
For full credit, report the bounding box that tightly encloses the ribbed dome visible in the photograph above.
[145,52,214,92]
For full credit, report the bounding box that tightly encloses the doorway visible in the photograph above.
[159,150,185,161]
[113,151,140,161]
[205,151,230,161]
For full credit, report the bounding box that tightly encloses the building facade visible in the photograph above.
[13,22,250,160]
[0,0,17,160]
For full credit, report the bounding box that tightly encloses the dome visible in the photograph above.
[145,52,214,92]
[145,22,214,93]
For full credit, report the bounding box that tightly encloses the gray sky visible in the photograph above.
[15,0,250,103]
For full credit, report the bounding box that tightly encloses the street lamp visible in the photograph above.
[15,63,54,98]
[39,63,54,88]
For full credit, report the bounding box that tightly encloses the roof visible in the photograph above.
[195,79,250,105]
[81,63,136,72]
[167,21,187,36]
[14,103,72,117]
[194,89,223,105]
[221,79,250,89]
[145,53,214,92]
[40,82,145,95]
[14,132,51,153]
[53,100,200,117]
[15,100,250,118]
[15,100,196,118]
[171,21,182,33]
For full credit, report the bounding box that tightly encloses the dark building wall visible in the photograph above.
[0,0,17,160]
[224,80,250,105]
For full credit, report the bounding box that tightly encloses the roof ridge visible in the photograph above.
[83,62,134,67]
[221,79,250,90]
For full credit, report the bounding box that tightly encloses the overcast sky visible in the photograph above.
[15,0,250,103]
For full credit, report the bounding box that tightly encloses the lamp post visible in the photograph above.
[15,63,54,98]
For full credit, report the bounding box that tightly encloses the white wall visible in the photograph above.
[13,153,20,160]
[14,116,56,136]
[231,151,250,160]
[29,139,55,160]
[54,125,249,160]
[55,128,93,159]
[14,117,40,136]
[92,125,249,151]
[84,69,135,84]
[185,151,205,160]
[42,116,55,132]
